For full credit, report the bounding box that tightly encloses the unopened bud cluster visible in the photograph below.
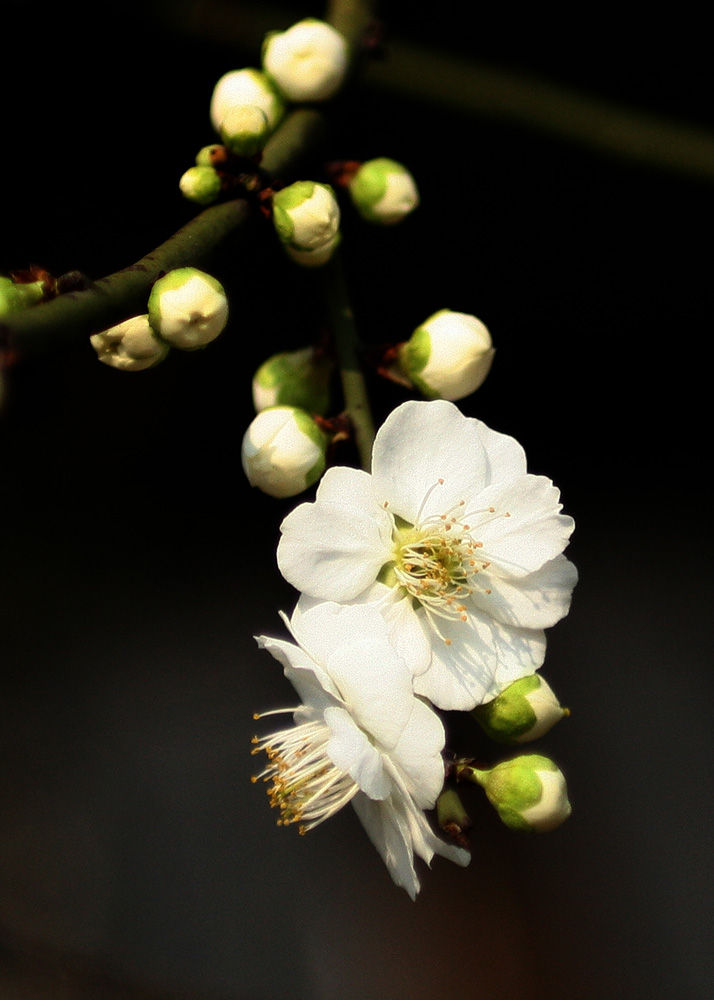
[90,268,228,371]
[243,342,335,497]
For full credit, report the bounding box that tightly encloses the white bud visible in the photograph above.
[210,68,285,135]
[90,315,169,372]
[147,268,228,350]
[241,406,328,498]
[349,158,419,225]
[398,309,494,401]
[220,105,270,157]
[179,165,222,205]
[263,19,348,103]
[273,181,340,253]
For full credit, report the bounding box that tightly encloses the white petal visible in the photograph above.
[324,707,390,800]
[412,610,546,711]
[475,419,528,484]
[352,794,422,899]
[296,585,432,679]
[255,633,341,704]
[278,496,393,601]
[378,592,433,677]
[371,400,491,523]
[475,474,575,577]
[387,700,448,808]
[313,464,376,507]
[472,554,578,629]
[323,626,414,749]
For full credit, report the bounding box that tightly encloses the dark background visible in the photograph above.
[1,3,712,998]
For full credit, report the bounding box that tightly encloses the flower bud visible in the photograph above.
[90,315,170,372]
[474,754,571,832]
[262,19,348,103]
[473,675,568,744]
[0,275,45,318]
[397,309,494,401]
[241,405,328,498]
[252,347,333,415]
[210,68,285,136]
[348,158,419,225]
[272,181,340,253]
[220,105,270,157]
[179,165,222,206]
[196,144,223,167]
[147,268,228,350]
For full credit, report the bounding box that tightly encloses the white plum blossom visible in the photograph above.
[252,601,469,899]
[278,400,577,712]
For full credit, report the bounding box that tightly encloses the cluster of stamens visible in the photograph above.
[251,715,358,835]
[388,480,510,636]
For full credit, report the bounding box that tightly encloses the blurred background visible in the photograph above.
[1,2,712,997]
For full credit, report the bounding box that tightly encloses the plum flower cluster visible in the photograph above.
[254,398,577,897]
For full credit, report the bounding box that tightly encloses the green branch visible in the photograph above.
[2,199,251,359]
[322,250,375,472]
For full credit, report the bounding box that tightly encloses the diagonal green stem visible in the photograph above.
[2,199,251,358]
[321,250,375,472]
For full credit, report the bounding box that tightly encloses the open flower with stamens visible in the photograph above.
[252,601,469,899]
[278,400,577,711]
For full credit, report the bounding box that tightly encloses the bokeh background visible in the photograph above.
[2,2,712,998]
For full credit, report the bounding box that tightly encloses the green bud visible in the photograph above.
[179,165,222,206]
[0,276,45,318]
[252,347,333,415]
[473,675,568,744]
[195,144,223,166]
[471,754,571,832]
[220,105,270,157]
[349,158,419,225]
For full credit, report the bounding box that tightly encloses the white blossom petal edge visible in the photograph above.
[277,400,577,711]
[252,601,469,899]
